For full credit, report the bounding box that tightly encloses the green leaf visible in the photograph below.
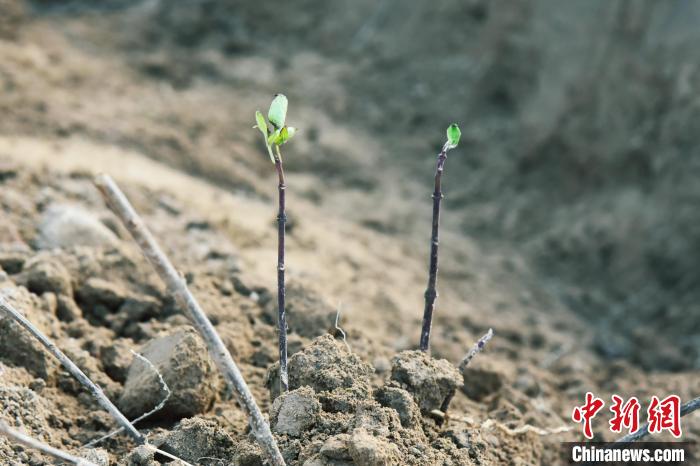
[254,111,275,162]
[254,110,268,137]
[268,94,288,129]
[278,126,297,145]
[268,128,281,146]
[446,123,461,149]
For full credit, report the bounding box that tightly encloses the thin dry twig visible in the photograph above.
[614,395,700,443]
[453,416,571,437]
[333,302,350,352]
[84,350,171,448]
[0,419,98,466]
[0,293,144,444]
[481,419,571,437]
[459,328,494,372]
[94,174,285,466]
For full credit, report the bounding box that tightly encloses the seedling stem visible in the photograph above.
[420,124,461,352]
[275,153,288,392]
[254,94,296,393]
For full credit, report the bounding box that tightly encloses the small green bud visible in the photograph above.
[446,123,461,150]
[268,94,288,129]
[285,127,296,141]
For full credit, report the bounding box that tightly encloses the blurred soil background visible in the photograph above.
[0,0,699,464]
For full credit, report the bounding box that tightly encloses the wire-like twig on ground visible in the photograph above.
[333,302,350,352]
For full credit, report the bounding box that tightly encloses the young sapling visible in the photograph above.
[254,94,296,393]
[419,123,461,352]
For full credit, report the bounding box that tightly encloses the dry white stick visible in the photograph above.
[459,328,494,372]
[94,174,285,466]
[0,294,144,444]
[152,447,195,466]
[0,419,98,466]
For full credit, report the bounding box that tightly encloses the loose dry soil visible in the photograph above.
[0,1,699,465]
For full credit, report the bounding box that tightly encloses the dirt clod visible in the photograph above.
[265,336,476,465]
[125,445,155,466]
[36,205,119,250]
[100,339,135,383]
[375,384,421,428]
[348,429,400,466]
[77,277,129,312]
[319,434,352,460]
[118,328,217,419]
[0,246,28,274]
[271,386,321,437]
[267,334,374,402]
[78,448,110,466]
[390,350,462,414]
[17,254,73,296]
[158,417,236,463]
[0,286,57,379]
[56,294,83,322]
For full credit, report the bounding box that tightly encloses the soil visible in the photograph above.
[1,1,699,465]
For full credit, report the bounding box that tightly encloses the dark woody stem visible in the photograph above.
[274,148,289,392]
[420,144,449,352]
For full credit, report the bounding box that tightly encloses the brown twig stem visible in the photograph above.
[420,144,450,352]
[275,155,288,393]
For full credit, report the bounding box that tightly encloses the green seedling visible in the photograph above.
[419,123,461,352]
[254,94,296,393]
